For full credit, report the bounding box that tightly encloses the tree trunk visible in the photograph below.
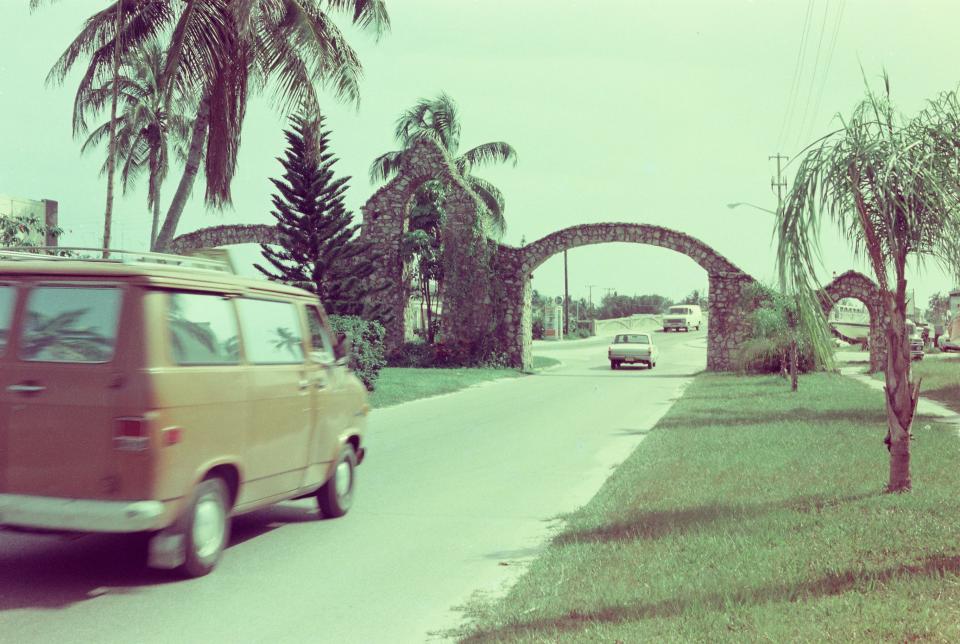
[102,0,125,258]
[790,340,798,392]
[153,99,210,252]
[424,276,434,344]
[148,144,160,251]
[883,290,917,493]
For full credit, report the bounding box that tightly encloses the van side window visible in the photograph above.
[306,306,334,360]
[0,285,13,354]
[20,286,121,363]
[236,299,305,364]
[168,293,240,365]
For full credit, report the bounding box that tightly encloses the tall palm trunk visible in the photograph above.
[102,0,125,258]
[883,286,919,492]
[148,142,161,250]
[154,99,209,252]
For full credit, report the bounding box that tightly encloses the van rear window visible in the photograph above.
[20,286,121,363]
[0,286,14,353]
[168,293,240,365]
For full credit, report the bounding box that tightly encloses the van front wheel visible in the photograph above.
[181,477,230,578]
[318,444,357,518]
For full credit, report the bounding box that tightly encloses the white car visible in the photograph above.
[608,333,658,369]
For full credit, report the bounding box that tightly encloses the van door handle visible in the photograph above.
[7,384,46,394]
[298,379,310,390]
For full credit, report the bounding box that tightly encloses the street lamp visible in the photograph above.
[726,202,777,215]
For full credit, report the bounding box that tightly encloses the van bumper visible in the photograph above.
[0,494,171,533]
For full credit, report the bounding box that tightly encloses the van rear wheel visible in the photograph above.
[180,477,230,578]
[317,444,357,518]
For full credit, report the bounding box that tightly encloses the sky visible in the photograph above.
[2,1,960,309]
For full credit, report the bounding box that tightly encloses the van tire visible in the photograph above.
[318,444,357,519]
[180,477,230,578]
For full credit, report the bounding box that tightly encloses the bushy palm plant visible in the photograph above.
[370,93,517,237]
[777,73,960,492]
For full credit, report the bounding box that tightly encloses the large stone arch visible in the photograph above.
[491,223,756,371]
[360,137,489,349]
[818,270,887,372]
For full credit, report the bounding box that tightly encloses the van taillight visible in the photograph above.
[114,417,149,451]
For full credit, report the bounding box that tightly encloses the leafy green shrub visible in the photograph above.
[387,341,438,368]
[734,338,815,374]
[388,341,512,369]
[328,315,385,390]
[569,326,592,339]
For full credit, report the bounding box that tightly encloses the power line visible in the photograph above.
[794,1,831,150]
[804,0,846,144]
[776,0,815,151]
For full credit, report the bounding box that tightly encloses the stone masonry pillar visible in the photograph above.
[707,271,756,371]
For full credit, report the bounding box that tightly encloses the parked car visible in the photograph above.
[940,335,960,352]
[608,333,658,369]
[0,249,369,577]
[906,319,925,361]
[662,304,702,332]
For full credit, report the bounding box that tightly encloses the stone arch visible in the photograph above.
[491,223,757,371]
[360,136,488,349]
[168,224,281,254]
[818,270,887,372]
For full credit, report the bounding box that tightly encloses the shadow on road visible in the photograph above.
[0,502,320,612]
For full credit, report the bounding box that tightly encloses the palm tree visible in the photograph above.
[78,41,191,250]
[34,0,390,251]
[777,73,960,492]
[369,93,517,237]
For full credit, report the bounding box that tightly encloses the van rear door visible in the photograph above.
[0,282,128,500]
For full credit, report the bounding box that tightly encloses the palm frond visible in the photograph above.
[369,149,405,183]
[466,175,507,238]
[461,141,518,168]
[322,0,391,39]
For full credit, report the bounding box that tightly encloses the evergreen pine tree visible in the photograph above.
[256,112,382,317]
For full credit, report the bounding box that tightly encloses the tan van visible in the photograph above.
[0,249,369,576]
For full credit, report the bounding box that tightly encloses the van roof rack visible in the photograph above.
[0,247,234,273]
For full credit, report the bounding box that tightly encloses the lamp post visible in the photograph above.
[726,202,777,215]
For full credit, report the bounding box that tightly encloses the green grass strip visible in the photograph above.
[453,373,960,642]
[369,367,520,409]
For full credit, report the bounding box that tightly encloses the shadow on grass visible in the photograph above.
[553,492,877,546]
[460,552,960,642]
[655,406,889,430]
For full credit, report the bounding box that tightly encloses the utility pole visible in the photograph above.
[563,249,570,334]
[770,152,798,391]
[769,153,789,206]
[587,284,599,316]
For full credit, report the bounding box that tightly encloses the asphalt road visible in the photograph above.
[0,328,707,643]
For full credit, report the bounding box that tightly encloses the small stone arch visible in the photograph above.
[168,224,281,254]
[491,223,757,371]
[818,270,887,372]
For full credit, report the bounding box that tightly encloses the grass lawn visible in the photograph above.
[369,367,520,408]
[451,373,960,642]
[870,356,960,410]
[531,355,561,370]
[369,357,561,409]
[903,356,960,409]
